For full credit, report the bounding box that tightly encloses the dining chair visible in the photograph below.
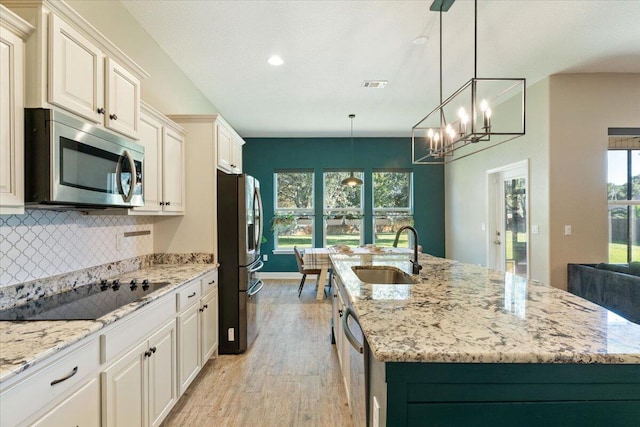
[294,246,322,298]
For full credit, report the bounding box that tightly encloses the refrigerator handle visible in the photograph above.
[249,260,264,273]
[254,186,263,253]
[247,280,264,297]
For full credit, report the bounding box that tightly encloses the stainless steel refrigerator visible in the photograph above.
[217,172,264,354]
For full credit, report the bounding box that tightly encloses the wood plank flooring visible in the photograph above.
[161,280,354,427]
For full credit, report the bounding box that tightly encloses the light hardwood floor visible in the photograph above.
[162,280,354,426]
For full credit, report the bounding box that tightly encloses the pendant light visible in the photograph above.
[341,114,363,187]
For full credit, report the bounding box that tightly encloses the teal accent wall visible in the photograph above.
[243,138,444,272]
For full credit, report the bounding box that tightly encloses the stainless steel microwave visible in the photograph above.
[24,108,144,209]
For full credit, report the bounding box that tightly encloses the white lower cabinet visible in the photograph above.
[177,303,201,395]
[32,377,100,427]
[102,319,177,427]
[200,286,219,363]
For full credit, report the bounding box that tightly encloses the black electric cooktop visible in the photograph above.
[0,279,172,321]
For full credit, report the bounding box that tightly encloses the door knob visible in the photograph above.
[110,114,118,120]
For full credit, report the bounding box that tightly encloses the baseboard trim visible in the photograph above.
[257,272,307,280]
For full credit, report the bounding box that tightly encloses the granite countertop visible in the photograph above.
[0,264,216,383]
[330,253,640,364]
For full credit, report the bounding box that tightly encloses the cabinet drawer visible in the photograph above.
[100,296,175,363]
[0,339,99,427]
[32,377,100,427]
[200,270,218,296]
[176,280,201,312]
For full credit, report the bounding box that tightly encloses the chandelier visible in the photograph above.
[412,0,526,164]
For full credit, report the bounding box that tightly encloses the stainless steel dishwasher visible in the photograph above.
[343,306,368,426]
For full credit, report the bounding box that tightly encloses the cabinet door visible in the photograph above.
[0,25,25,214]
[49,14,104,123]
[200,289,218,364]
[134,111,163,212]
[216,123,233,172]
[32,377,100,427]
[148,320,177,427]
[231,137,243,173]
[105,57,141,139]
[102,341,147,427]
[162,127,185,213]
[177,304,201,395]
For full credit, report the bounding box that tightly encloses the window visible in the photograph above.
[373,171,413,247]
[607,148,640,263]
[323,171,364,246]
[273,171,314,249]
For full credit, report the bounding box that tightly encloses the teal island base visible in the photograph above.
[370,357,640,426]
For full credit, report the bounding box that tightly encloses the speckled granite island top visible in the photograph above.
[330,253,640,364]
[0,264,216,383]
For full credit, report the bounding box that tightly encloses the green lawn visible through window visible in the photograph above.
[609,243,640,263]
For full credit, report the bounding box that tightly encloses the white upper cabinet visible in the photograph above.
[133,102,185,215]
[0,5,34,215]
[216,117,244,174]
[162,126,185,213]
[48,13,103,124]
[5,1,147,140]
[105,57,141,139]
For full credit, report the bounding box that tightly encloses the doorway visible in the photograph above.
[487,160,529,278]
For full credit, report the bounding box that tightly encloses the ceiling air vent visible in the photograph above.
[362,80,388,88]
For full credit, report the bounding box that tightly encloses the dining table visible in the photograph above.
[302,246,415,300]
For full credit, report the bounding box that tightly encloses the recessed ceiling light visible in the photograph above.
[413,36,428,45]
[267,55,284,66]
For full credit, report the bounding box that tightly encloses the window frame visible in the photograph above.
[273,170,315,250]
[322,170,364,247]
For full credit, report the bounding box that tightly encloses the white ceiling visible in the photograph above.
[121,0,640,138]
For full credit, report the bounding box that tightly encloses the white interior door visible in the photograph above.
[488,161,529,278]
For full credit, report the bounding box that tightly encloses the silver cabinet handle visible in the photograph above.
[50,366,78,386]
[187,292,197,298]
[342,307,364,354]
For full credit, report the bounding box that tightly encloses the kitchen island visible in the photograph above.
[330,253,640,426]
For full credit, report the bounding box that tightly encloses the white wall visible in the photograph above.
[446,73,640,290]
[548,73,640,290]
[67,0,217,115]
[446,78,551,284]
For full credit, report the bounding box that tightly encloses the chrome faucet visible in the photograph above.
[393,226,423,275]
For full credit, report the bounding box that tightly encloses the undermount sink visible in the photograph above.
[351,266,416,284]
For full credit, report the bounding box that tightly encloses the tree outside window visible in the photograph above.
[273,171,314,249]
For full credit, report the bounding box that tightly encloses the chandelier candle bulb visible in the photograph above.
[428,128,434,150]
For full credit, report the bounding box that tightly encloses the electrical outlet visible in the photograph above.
[116,234,124,251]
[228,328,235,342]
[532,224,539,234]
[263,254,268,261]
[481,223,486,231]
[564,225,572,236]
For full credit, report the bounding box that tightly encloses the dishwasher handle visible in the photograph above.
[342,307,364,354]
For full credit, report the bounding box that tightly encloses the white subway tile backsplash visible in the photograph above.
[0,210,153,287]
